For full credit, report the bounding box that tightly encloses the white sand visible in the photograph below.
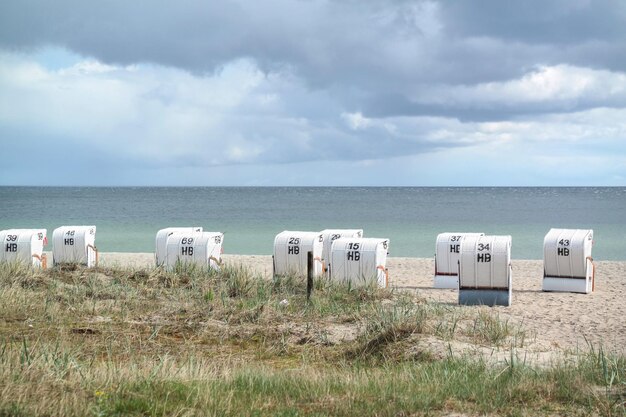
[95,252,626,355]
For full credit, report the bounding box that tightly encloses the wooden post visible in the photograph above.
[307,251,313,302]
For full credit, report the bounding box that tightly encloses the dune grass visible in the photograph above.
[0,262,624,416]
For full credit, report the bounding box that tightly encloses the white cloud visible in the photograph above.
[415,65,626,110]
[59,60,123,75]
[473,65,626,103]
[0,52,276,165]
[1,48,625,185]
[341,112,372,130]
[0,50,478,171]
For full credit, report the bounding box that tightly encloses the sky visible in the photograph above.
[1,0,625,186]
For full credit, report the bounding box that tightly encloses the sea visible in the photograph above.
[0,187,624,260]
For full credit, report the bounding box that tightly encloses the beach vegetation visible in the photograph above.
[0,262,624,416]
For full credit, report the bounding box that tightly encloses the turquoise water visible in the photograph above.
[0,187,624,260]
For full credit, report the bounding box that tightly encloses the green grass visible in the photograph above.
[0,261,624,416]
[469,309,528,347]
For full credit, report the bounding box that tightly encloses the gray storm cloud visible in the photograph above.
[1,0,625,185]
[2,1,625,94]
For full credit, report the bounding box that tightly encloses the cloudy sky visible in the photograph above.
[1,0,625,186]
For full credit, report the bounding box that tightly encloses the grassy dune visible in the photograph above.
[0,262,624,416]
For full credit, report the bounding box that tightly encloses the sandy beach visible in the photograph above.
[91,252,626,357]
